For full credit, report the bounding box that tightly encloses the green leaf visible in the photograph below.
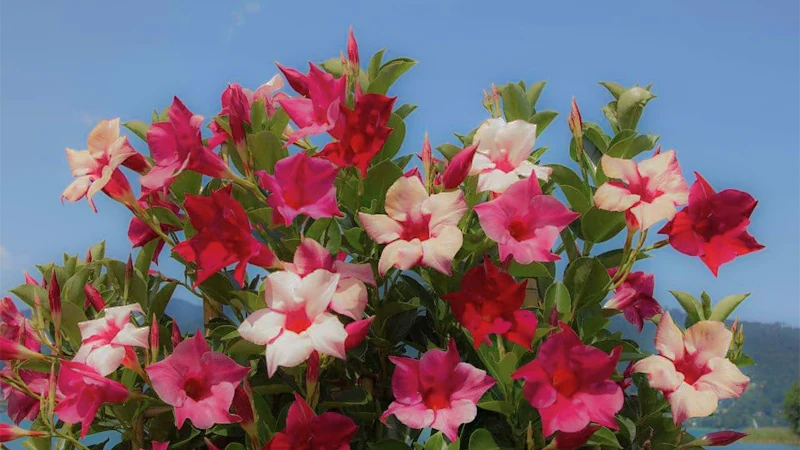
[368,48,386,81]
[530,110,558,136]
[318,387,370,411]
[123,120,150,143]
[580,207,626,243]
[374,113,405,163]
[368,440,409,450]
[135,239,159,278]
[563,257,611,309]
[501,82,530,122]
[545,281,571,318]
[507,261,555,278]
[601,101,620,134]
[225,444,246,450]
[477,399,514,416]
[150,281,177,320]
[526,81,546,110]
[425,432,447,450]
[616,86,656,131]
[548,164,591,213]
[604,129,637,158]
[596,248,649,269]
[670,290,704,326]
[149,206,183,228]
[61,266,92,306]
[469,429,499,450]
[344,227,365,253]
[588,427,622,448]
[170,169,202,203]
[305,218,331,241]
[368,57,416,95]
[250,99,266,132]
[437,143,462,162]
[320,57,344,77]
[90,241,106,261]
[395,103,417,119]
[599,81,626,99]
[61,302,88,345]
[362,160,403,210]
[325,219,342,254]
[709,293,750,322]
[248,130,286,173]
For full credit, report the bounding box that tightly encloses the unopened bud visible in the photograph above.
[47,271,61,335]
[441,144,477,190]
[568,97,583,137]
[83,283,106,311]
[23,271,40,286]
[347,27,359,68]
[0,336,46,362]
[693,431,748,447]
[171,321,182,348]
[85,248,93,263]
[0,423,49,442]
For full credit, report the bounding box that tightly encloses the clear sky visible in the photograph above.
[1,1,797,326]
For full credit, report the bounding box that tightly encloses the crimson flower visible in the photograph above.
[173,185,281,286]
[604,269,662,331]
[140,97,234,191]
[319,93,396,178]
[659,172,764,276]
[263,392,358,450]
[443,257,538,349]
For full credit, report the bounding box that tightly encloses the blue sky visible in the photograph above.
[1,1,798,325]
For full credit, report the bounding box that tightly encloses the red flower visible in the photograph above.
[127,191,183,264]
[443,257,538,349]
[263,392,357,450]
[173,185,281,287]
[604,269,662,332]
[554,425,599,450]
[319,93,396,178]
[659,172,764,276]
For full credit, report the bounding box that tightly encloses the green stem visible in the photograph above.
[52,431,91,450]
[559,228,580,263]
[231,175,267,204]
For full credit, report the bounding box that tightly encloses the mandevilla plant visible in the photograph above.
[0,29,764,450]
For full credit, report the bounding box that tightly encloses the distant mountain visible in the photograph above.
[610,309,800,429]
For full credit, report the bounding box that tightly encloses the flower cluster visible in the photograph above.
[1,30,762,449]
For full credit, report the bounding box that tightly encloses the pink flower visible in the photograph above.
[238,270,348,376]
[284,238,375,319]
[0,423,48,442]
[257,152,342,226]
[151,442,170,450]
[0,367,48,424]
[594,150,689,230]
[633,312,749,424]
[381,340,495,442]
[263,392,358,450]
[0,296,39,351]
[604,269,662,332]
[442,144,478,190]
[172,185,281,287]
[359,176,467,276]
[468,118,552,193]
[146,332,250,429]
[140,97,234,191]
[54,361,129,438]
[475,175,579,265]
[128,191,183,264]
[62,118,146,211]
[659,173,764,276]
[276,63,346,145]
[73,304,149,376]
[512,323,623,437]
[344,316,375,351]
[210,75,286,148]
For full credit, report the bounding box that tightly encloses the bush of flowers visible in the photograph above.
[1,30,764,450]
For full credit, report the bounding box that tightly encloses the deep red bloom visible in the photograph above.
[222,83,250,148]
[659,173,764,276]
[319,93,395,178]
[173,185,281,287]
[443,257,538,349]
[141,97,233,191]
[128,191,183,264]
[554,425,599,450]
[604,269,662,332]
[263,392,357,450]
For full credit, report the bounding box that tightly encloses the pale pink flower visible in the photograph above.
[381,340,495,442]
[146,332,250,429]
[475,175,579,264]
[54,361,129,438]
[284,238,375,320]
[359,176,467,276]
[74,304,149,376]
[468,118,552,193]
[594,150,689,230]
[633,312,750,424]
[238,270,348,376]
[62,119,147,211]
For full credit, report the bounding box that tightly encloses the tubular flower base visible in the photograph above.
[1,29,761,449]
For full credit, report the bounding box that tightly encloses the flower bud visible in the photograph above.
[568,97,583,137]
[47,271,61,334]
[699,430,748,446]
[421,133,433,189]
[0,423,48,442]
[0,336,46,362]
[203,437,222,450]
[170,320,182,348]
[83,283,106,311]
[442,144,477,190]
[85,248,93,263]
[232,381,256,434]
[125,255,134,282]
[344,316,374,351]
[347,27,359,68]
[23,271,40,286]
